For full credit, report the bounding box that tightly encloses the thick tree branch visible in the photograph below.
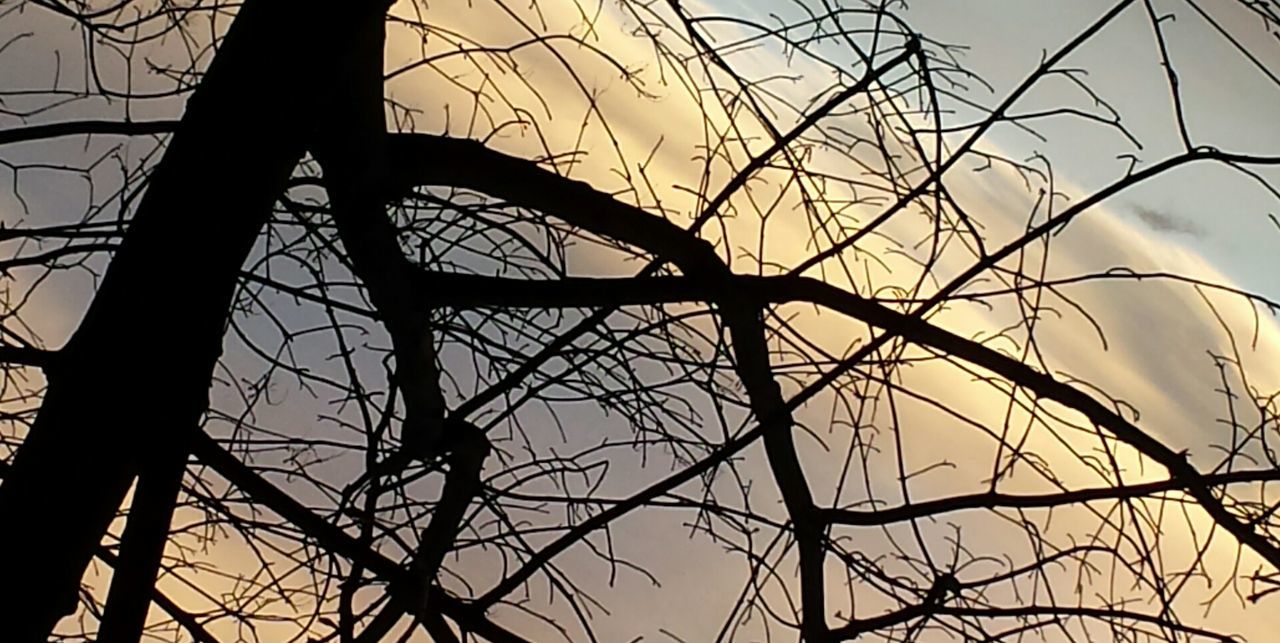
[409,267,1280,570]
[93,548,220,643]
[0,1,397,637]
[379,136,1280,608]
[0,452,217,642]
[0,345,56,368]
[309,10,495,639]
[97,439,191,643]
[384,134,829,634]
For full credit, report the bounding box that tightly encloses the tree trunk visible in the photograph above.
[0,1,391,638]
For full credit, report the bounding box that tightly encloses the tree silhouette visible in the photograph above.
[0,0,1279,641]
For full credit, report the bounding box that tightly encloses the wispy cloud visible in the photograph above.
[1131,204,1208,237]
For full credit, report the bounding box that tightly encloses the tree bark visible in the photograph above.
[0,1,392,638]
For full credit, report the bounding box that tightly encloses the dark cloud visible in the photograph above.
[1131,204,1207,238]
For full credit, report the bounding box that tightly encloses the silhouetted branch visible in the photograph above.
[0,345,55,368]
[0,119,177,147]
[189,433,529,643]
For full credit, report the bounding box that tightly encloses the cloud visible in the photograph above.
[1131,203,1209,237]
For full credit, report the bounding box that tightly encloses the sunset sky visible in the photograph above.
[375,2,1280,639]
[2,0,1279,641]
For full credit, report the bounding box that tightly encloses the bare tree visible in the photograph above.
[1,0,1279,641]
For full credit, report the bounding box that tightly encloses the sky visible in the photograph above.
[2,0,1280,641]
[378,1,1280,639]
[894,0,1280,299]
